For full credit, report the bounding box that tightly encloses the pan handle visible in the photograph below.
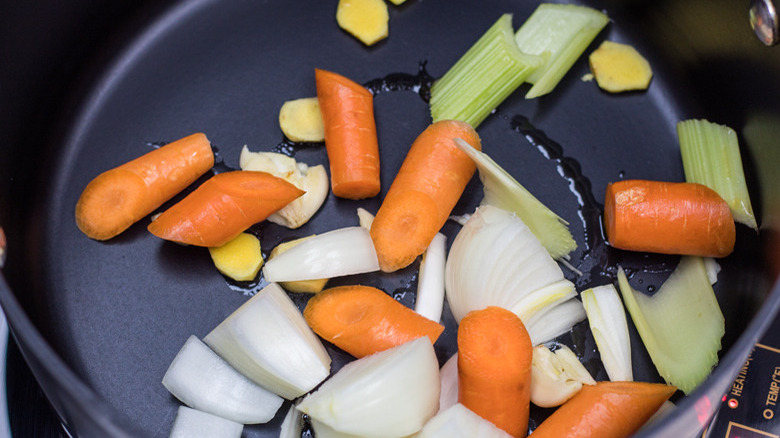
[750,0,780,45]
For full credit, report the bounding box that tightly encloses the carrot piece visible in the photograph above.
[147,170,304,247]
[370,120,481,272]
[530,381,676,438]
[604,179,735,258]
[303,285,444,358]
[75,133,214,240]
[457,306,532,438]
[315,68,381,199]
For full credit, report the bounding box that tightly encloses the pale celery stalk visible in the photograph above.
[617,257,725,394]
[453,138,576,259]
[515,3,609,99]
[581,284,632,382]
[430,14,542,128]
[677,119,757,229]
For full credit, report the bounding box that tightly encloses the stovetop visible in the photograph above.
[5,316,780,438]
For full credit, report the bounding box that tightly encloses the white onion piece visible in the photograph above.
[297,338,440,438]
[262,227,380,282]
[357,207,375,229]
[581,284,632,381]
[445,205,566,323]
[438,353,459,413]
[279,403,303,438]
[415,233,447,322]
[169,406,243,438]
[417,403,512,438]
[162,336,283,424]
[525,297,587,345]
[510,279,576,323]
[203,283,331,399]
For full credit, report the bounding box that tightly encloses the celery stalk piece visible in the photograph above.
[515,4,609,99]
[617,258,725,394]
[453,138,576,260]
[430,14,542,128]
[677,119,758,229]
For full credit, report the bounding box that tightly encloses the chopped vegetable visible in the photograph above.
[356,207,375,229]
[278,97,325,142]
[147,171,304,247]
[603,179,736,257]
[370,120,481,272]
[418,403,513,438]
[203,283,331,399]
[268,236,328,293]
[429,14,542,128]
[336,0,389,46]
[530,344,596,408]
[452,138,576,260]
[303,285,444,358]
[208,232,263,282]
[530,381,676,438]
[458,307,532,438]
[581,284,633,382]
[524,297,586,345]
[76,132,214,240]
[510,279,577,323]
[445,205,567,324]
[439,353,459,412]
[415,233,447,322]
[297,338,440,437]
[617,258,725,394]
[161,335,283,424]
[240,147,329,229]
[514,3,609,99]
[588,41,653,93]
[169,406,243,438]
[262,226,380,282]
[279,403,303,438]
[677,118,757,229]
[316,68,381,199]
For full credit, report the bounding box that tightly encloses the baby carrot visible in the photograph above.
[315,68,381,200]
[370,120,481,272]
[458,306,532,438]
[604,179,735,258]
[530,381,676,438]
[75,133,214,240]
[148,170,303,247]
[303,285,444,358]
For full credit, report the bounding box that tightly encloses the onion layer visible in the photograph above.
[204,283,331,399]
[297,338,440,438]
[169,406,243,438]
[417,403,513,438]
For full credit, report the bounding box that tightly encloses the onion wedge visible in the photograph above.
[204,283,331,399]
[262,226,380,282]
[162,336,283,424]
[581,284,633,381]
[525,297,587,345]
[445,205,567,324]
[417,403,513,438]
[169,406,243,438]
[439,353,459,413]
[415,233,447,322]
[298,338,440,437]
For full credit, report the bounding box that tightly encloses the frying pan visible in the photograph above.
[2,0,780,436]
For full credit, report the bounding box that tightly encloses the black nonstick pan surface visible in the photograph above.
[2,0,780,437]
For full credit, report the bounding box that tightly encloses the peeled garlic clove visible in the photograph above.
[530,344,595,408]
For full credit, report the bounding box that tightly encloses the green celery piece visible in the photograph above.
[617,257,724,394]
[453,138,576,260]
[430,14,542,128]
[514,3,609,99]
[677,119,757,229]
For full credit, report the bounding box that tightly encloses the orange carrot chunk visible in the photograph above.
[148,170,303,247]
[75,133,214,240]
[458,306,532,438]
[303,285,444,358]
[370,120,481,272]
[604,179,735,258]
[315,68,381,200]
[530,381,676,438]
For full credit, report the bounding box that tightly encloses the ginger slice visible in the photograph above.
[589,40,652,93]
[336,0,389,46]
